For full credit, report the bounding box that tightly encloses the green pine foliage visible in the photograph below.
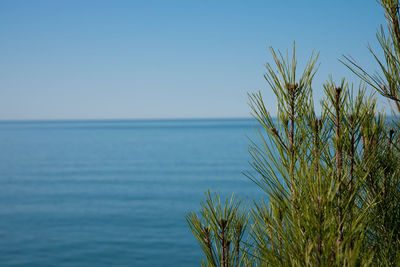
[187,1,400,266]
[186,191,250,267]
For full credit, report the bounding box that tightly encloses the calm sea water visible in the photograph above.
[0,118,264,266]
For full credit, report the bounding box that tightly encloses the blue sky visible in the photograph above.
[0,0,388,120]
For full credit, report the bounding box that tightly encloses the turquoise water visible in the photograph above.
[0,118,263,266]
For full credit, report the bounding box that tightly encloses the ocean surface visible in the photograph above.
[0,118,265,266]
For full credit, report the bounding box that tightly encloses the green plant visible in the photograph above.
[187,1,400,266]
[186,191,250,267]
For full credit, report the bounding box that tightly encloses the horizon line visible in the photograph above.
[0,116,255,123]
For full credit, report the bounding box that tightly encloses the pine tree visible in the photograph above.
[187,1,400,266]
[186,191,250,266]
[342,0,400,264]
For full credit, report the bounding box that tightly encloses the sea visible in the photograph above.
[0,118,265,266]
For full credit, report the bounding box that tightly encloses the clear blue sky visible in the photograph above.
[0,0,388,120]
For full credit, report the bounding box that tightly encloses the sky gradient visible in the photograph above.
[0,0,388,120]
